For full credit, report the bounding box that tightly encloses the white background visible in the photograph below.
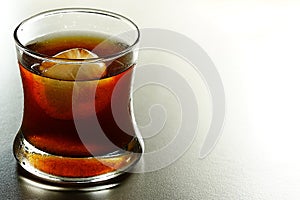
[1,0,300,199]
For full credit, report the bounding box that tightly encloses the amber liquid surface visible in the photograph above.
[18,32,138,177]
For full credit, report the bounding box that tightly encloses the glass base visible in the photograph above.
[13,131,142,187]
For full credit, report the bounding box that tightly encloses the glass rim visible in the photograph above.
[13,8,140,64]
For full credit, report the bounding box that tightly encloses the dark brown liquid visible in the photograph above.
[20,32,136,159]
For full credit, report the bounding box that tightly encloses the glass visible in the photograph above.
[13,8,143,186]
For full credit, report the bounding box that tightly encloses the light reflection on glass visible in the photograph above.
[16,165,132,199]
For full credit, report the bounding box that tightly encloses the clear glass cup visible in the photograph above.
[13,8,143,186]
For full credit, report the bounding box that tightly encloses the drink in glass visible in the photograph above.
[13,8,143,185]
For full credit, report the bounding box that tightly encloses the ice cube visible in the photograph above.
[40,48,107,80]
